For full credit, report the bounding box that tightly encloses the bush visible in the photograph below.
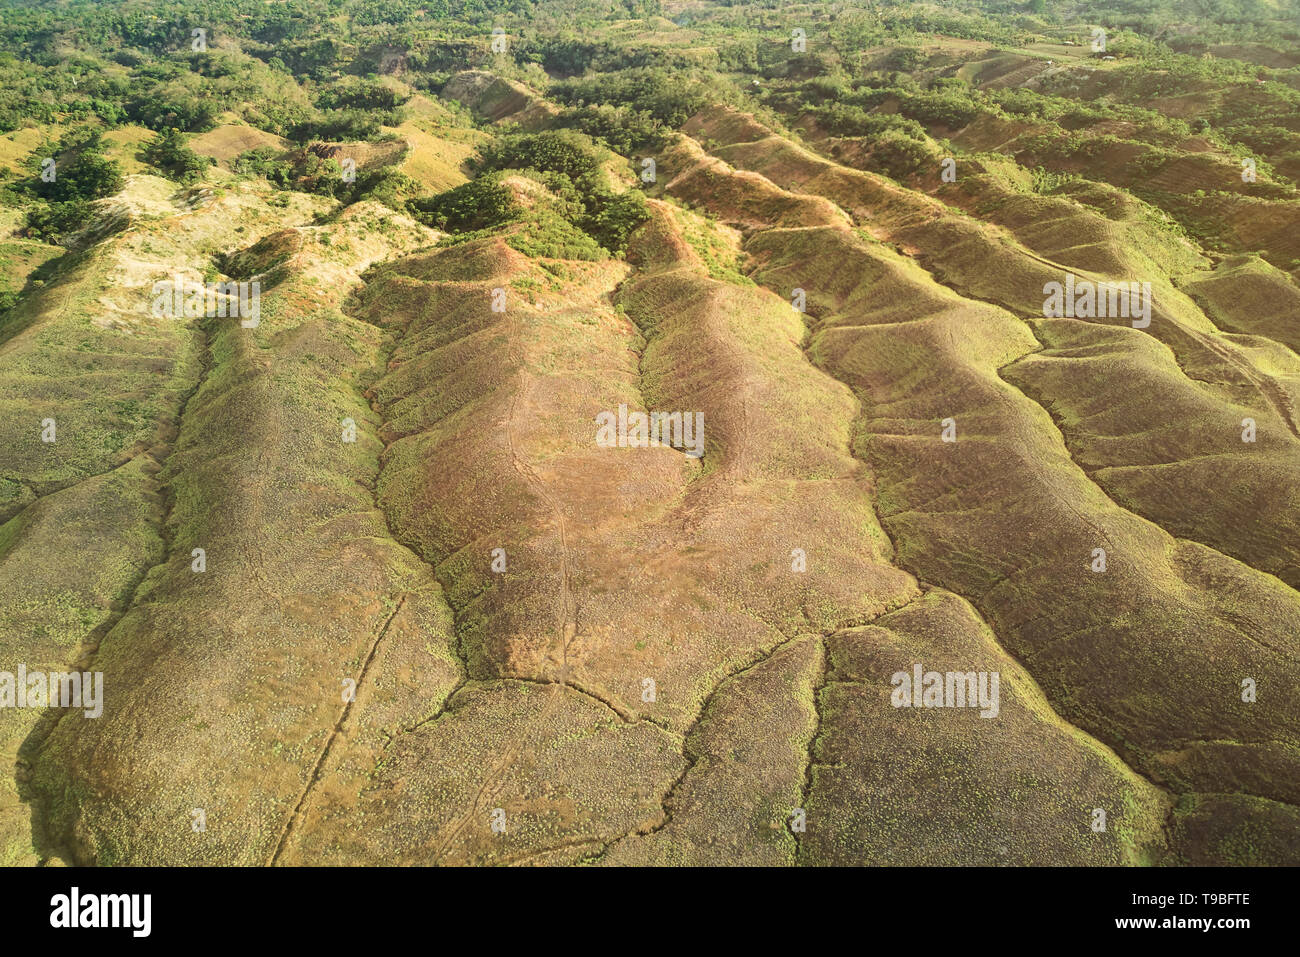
[352,168,424,208]
[25,199,94,243]
[53,151,123,200]
[410,173,522,232]
[869,132,936,180]
[815,102,928,140]
[314,81,407,113]
[234,147,293,185]
[33,133,125,203]
[887,48,924,72]
[475,129,607,183]
[127,92,220,132]
[505,214,607,261]
[896,90,980,129]
[585,189,649,254]
[550,68,716,128]
[289,109,384,143]
[142,128,213,184]
[554,104,668,154]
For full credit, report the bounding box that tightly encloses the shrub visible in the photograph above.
[142,128,213,184]
[475,129,607,183]
[585,189,649,254]
[554,104,668,154]
[410,172,522,232]
[289,109,383,143]
[127,92,220,132]
[33,133,125,203]
[314,82,407,113]
[550,68,716,128]
[352,168,424,208]
[234,147,293,185]
[25,199,94,243]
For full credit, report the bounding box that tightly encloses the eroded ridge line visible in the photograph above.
[21,313,214,866]
[425,335,580,864]
[734,215,1178,827]
[269,593,408,866]
[583,631,809,863]
[793,635,828,864]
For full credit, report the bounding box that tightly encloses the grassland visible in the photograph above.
[1,0,1298,867]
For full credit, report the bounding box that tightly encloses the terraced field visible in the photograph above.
[1,0,1298,867]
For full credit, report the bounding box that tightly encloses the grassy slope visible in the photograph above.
[3,6,1299,864]
[659,122,1300,860]
[21,193,463,864]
